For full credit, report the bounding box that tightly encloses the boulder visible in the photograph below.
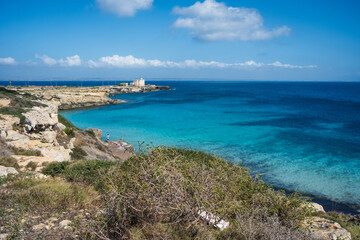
[0,166,18,177]
[23,102,58,133]
[59,220,72,228]
[54,123,66,131]
[0,233,9,240]
[32,223,51,231]
[303,217,351,240]
[306,202,326,213]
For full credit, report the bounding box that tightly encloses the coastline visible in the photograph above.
[6,84,172,110]
[0,85,358,239]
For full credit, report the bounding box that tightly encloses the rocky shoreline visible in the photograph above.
[0,86,357,239]
[7,84,172,110]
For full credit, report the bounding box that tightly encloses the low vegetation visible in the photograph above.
[85,129,96,139]
[1,146,359,239]
[0,156,19,169]
[58,114,78,129]
[70,147,87,160]
[11,146,42,157]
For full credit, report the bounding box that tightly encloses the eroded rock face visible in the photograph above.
[10,140,71,162]
[23,102,58,133]
[0,166,18,177]
[0,115,20,133]
[303,217,352,240]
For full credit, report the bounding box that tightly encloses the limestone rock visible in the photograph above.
[59,220,72,228]
[0,233,9,240]
[2,130,29,141]
[32,223,51,231]
[0,98,10,107]
[10,140,71,162]
[0,166,18,177]
[41,130,57,143]
[303,217,351,240]
[23,102,58,133]
[306,202,326,213]
[54,123,66,131]
[0,114,20,132]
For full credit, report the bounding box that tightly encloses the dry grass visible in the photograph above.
[3,176,100,212]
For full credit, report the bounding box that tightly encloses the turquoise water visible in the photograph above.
[61,81,360,212]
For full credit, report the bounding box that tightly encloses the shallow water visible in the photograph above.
[59,81,360,213]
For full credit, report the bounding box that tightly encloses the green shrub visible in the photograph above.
[11,147,42,157]
[0,157,19,169]
[42,161,71,177]
[0,107,26,124]
[70,147,87,160]
[93,147,310,239]
[64,160,116,189]
[64,127,75,138]
[85,129,96,139]
[25,161,37,171]
[0,87,18,98]
[58,114,78,129]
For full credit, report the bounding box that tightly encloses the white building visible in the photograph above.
[131,77,145,87]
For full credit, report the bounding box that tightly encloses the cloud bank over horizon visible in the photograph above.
[4,54,316,70]
[172,0,291,42]
[0,57,17,65]
[96,0,153,17]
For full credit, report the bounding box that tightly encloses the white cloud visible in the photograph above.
[96,0,153,17]
[0,57,16,65]
[87,54,316,69]
[269,61,317,69]
[172,0,291,42]
[19,54,317,70]
[35,54,82,67]
[59,55,82,66]
[35,54,57,66]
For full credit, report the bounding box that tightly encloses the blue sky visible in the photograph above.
[0,0,359,81]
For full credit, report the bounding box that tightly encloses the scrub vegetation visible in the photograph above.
[1,140,359,239]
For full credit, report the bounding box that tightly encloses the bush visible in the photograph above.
[90,147,310,239]
[26,161,37,171]
[64,127,75,138]
[42,161,71,177]
[58,114,78,129]
[70,147,87,160]
[85,129,96,139]
[0,157,19,169]
[11,147,42,157]
[64,160,117,189]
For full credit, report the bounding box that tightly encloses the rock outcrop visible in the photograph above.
[23,102,58,133]
[11,84,171,110]
[0,166,19,177]
[14,86,123,110]
[303,217,352,240]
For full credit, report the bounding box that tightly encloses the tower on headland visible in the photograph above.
[130,77,145,87]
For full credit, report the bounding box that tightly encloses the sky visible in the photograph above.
[0,0,359,81]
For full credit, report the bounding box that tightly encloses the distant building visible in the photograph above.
[118,83,128,87]
[130,77,145,87]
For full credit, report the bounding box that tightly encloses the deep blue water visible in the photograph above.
[2,81,359,213]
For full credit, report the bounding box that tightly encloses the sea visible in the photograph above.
[2,80,360,214]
